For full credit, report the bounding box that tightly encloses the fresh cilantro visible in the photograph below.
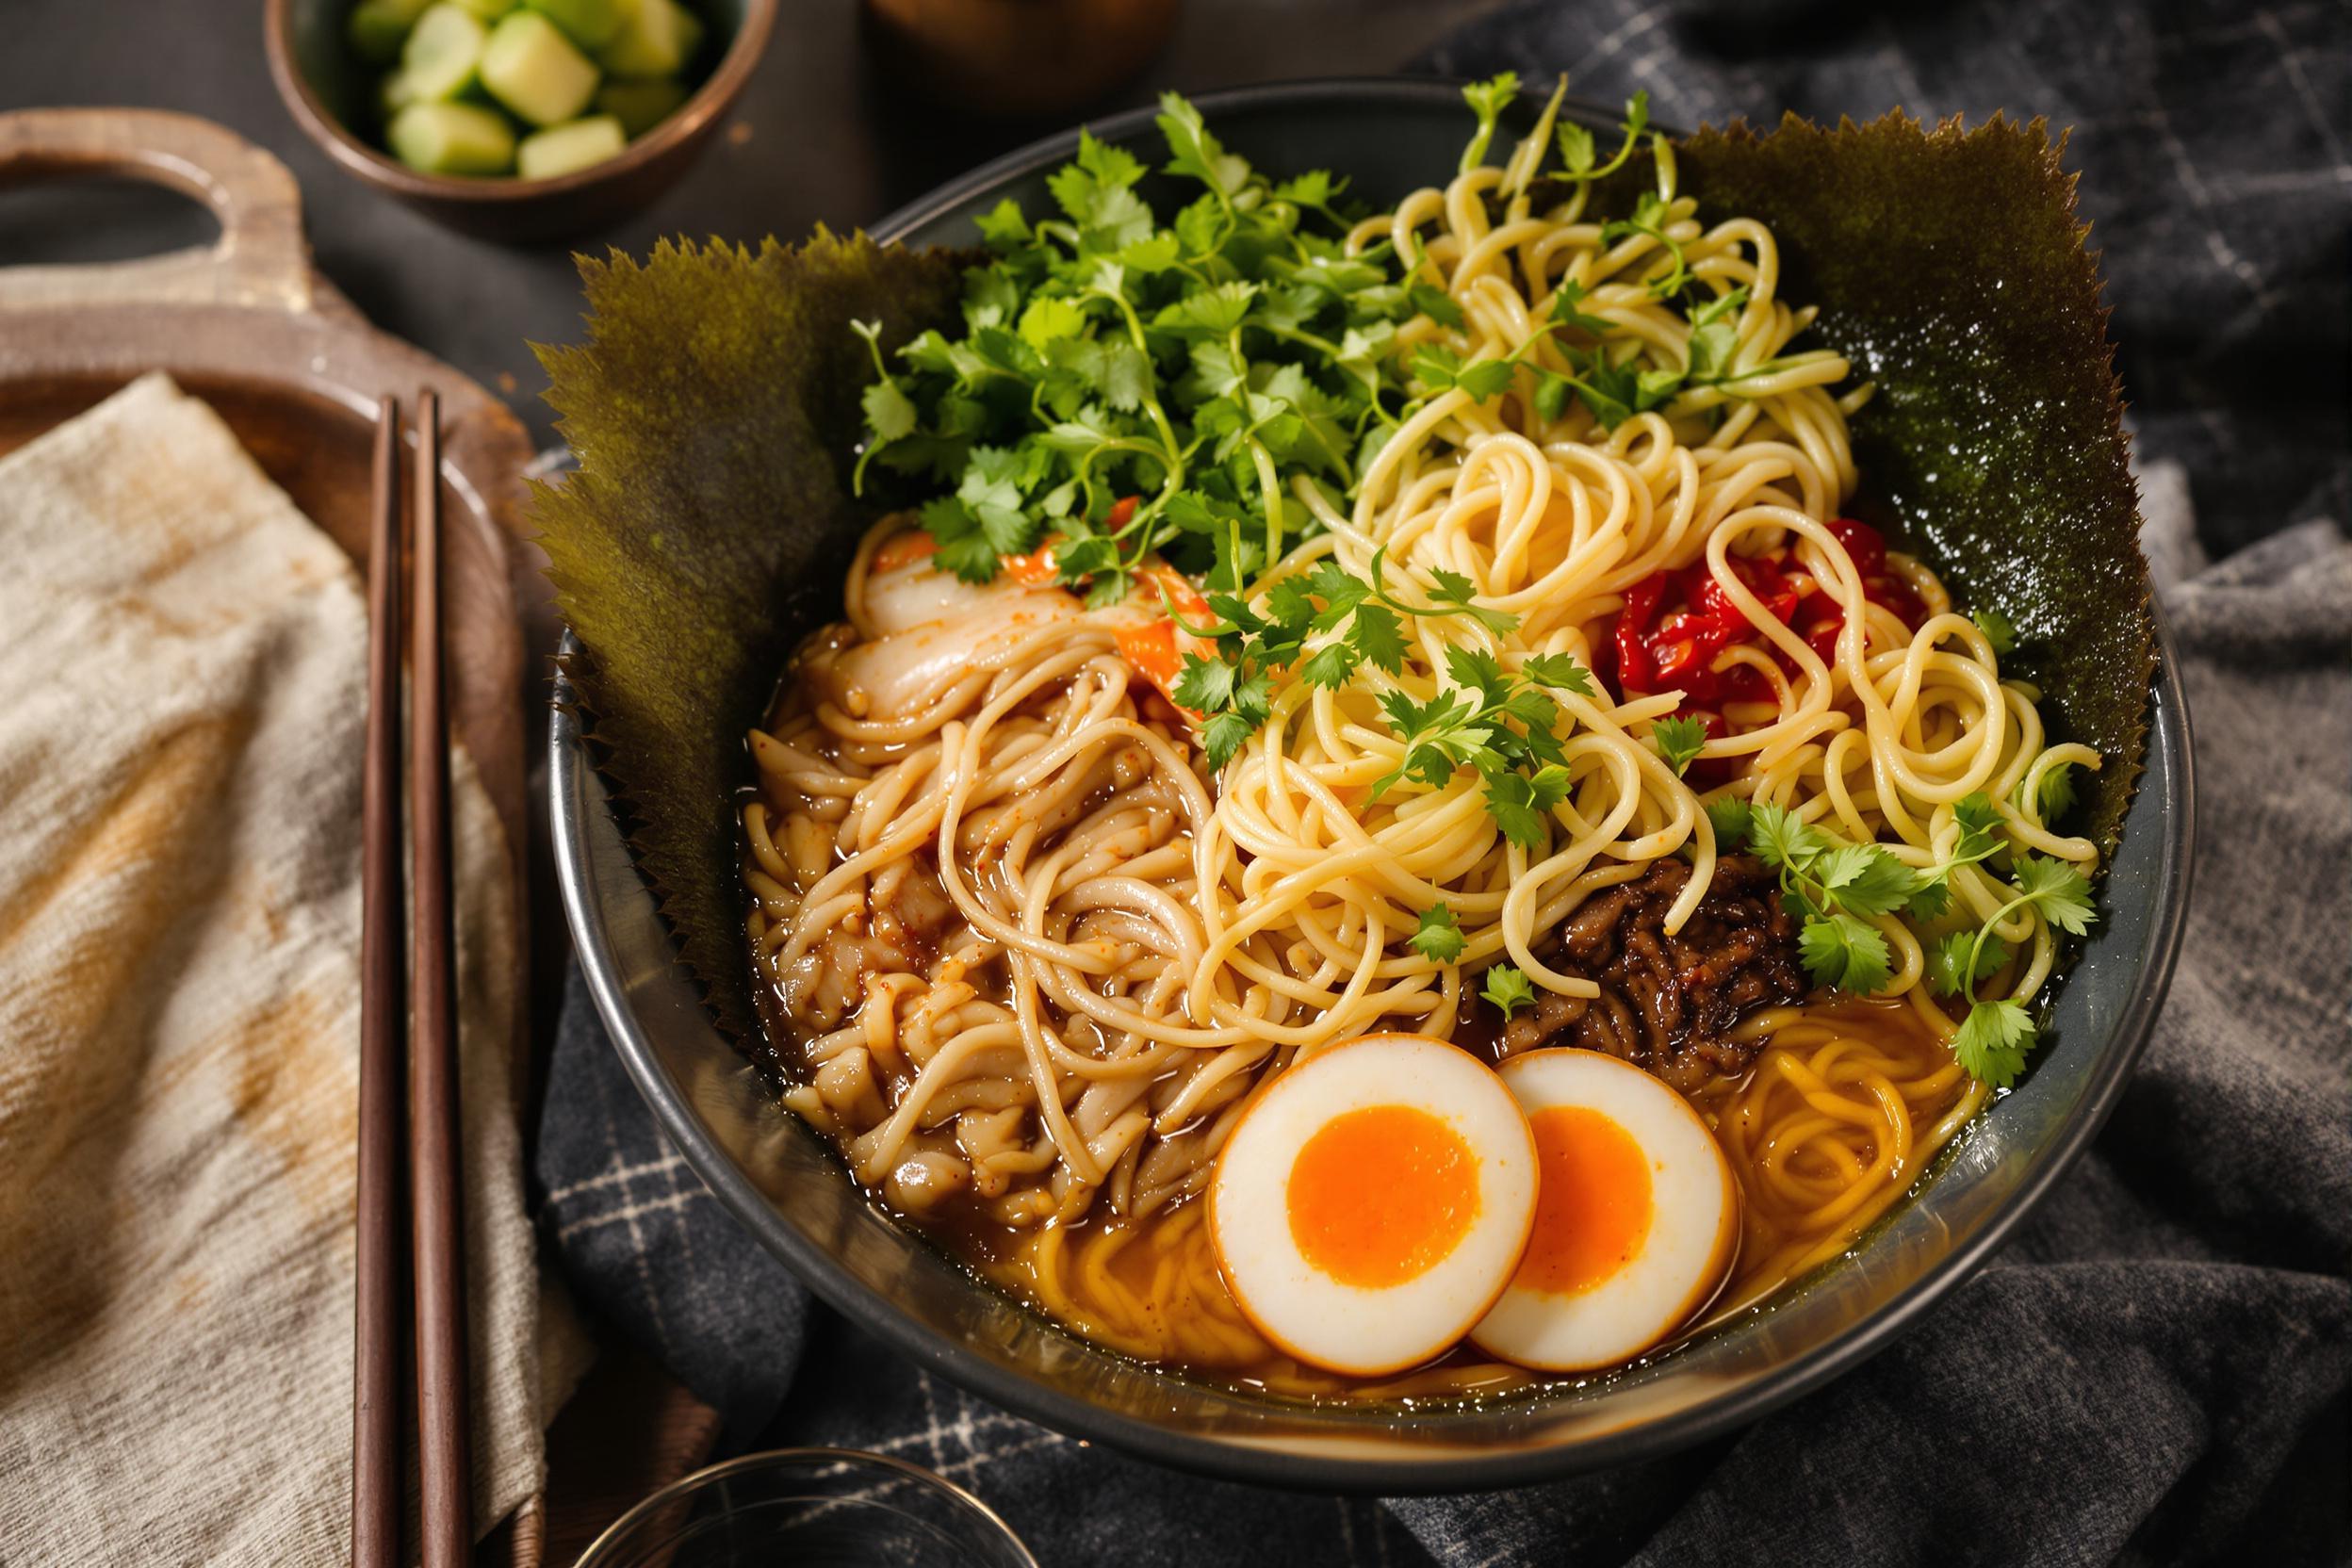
[1408,282,1466,329]
[1600,190,1688,299]
[1926,849,2099,1087]
[1549,279,1614,336]
[2019,760,2078,825]
[1410,904,1465,963]
[1554,91,1650,184]
[1813,842,1923,917]
[2012,854,2097,935]
[1683,286,1749,384]
[1483,762,1572,851]
[1952,999,2035,1089]
[1651,714,1709,776]
[1522,652,1596,695]
[1798,911,1894,995]
[1747,800,1828,875]
[1459,73,1521,174]
[1907,791,2005,920]
[1705,795,1755,849]
[1480,963,1537,1018]
[1973,606,2017,654]
[1926,929,2009,997]
[1413,344,1518,401]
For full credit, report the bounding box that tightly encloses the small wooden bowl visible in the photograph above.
[265,0,776,244]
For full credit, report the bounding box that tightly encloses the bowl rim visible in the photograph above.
[548,75,2198,1493]
[571,1446,1041,1568]
[263,0,776,204]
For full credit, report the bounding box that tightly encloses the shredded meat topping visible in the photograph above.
[1500,855,1806,1092]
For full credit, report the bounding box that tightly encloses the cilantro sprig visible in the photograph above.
[1730,792,2096,1088]
[1928,853,2097,1087]
[1481,963,1537,1018]
[1410,904,1465,962]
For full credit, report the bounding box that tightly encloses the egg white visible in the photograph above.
[1469,1048,1740,1373]
[1208,1035,1537,1378]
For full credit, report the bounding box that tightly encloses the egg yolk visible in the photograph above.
[1514,1105,1654,1296]
[1286,1105,1479,1288]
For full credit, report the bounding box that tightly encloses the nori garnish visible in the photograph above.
[1675,112,2152,854]
[536,117,2150,1042]
[535,232,964,1041]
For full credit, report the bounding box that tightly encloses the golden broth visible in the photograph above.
[918,995,1973,1403]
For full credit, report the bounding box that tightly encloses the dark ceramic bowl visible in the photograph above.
[265,0,774,243]
[550,79,2195,1491]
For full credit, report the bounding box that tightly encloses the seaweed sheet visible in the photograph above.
[536,116,2150,1042]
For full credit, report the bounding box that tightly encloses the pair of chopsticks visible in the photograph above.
[354,393,472,1568]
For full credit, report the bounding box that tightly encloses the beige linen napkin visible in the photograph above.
[0,374,575,1561]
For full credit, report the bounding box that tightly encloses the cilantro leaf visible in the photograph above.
[1705,795,1755,848]
[1522,652,1595,695]
[1410,904,1465,963]
[1553,91,1650,185]
[1973,606,2017,654]
[1483,762,1570,850]
[1651,713,1709,776]
[1813,843,1922,917]
[1298,642,1356,689]
[1952,999,2035,1089]
[973,197,1030,249]
[1459,73,1521,173]
[1170,652,1235,714]
[1480,962,1537,1018]
[1747,800,1825,874]
[1926,930,2010,997]
[1409,282,1466,329]
[1549,279,1613,335]
[2021,760,2078,825]
[1199,709,1257,770]
[1347,600,1409,673]
[1906,875,1956,923]
[1155,90,1251,198]
[1798,912,1893,995]
[1413,344,1516,400]
[920,495,1003,584]
[1953,792,2004,861]
[2012,854,2097,936]
[860,374,917,444]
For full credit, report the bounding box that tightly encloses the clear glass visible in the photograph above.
[574,1447,1038,1568]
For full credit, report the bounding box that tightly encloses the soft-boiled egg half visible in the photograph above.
[1208,1035,1537,1377]
[1470,1049,1740,1372]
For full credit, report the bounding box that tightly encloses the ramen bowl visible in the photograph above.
[550,79,2194,1491]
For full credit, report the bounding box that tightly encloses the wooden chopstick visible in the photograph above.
[407,389,474,1567]
[354,396,407,1568]
[352,393,475,1568]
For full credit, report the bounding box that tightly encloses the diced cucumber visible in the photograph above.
[387,101,517,175]
[349,0,435,64]
[379,70,421,119]
[446,0,518,17]
[479,9,600,125]
[400,4,488,102]
[521,0,628,49]
[516,114,628,179]
[594,75,687,138]
[596,0,701,78]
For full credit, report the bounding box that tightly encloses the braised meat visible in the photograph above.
[1500,855,1806,1091]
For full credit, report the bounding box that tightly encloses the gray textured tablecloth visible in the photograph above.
[534,2,2352,1560]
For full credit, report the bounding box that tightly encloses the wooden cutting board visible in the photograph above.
[0,105,556,1567]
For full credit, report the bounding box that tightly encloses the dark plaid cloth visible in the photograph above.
[535,3,2352,1560]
